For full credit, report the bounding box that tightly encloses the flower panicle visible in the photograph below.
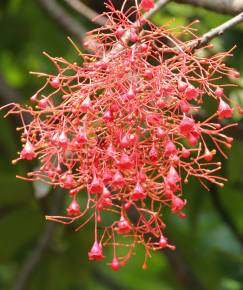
[2,0,242,269]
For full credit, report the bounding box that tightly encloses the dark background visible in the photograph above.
[0,1,243,290]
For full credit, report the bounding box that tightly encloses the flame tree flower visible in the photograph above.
[1,0,242,270]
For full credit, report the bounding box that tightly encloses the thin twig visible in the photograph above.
[12,189,64,290]
[194,113,243,142]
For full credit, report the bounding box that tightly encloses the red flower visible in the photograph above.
[20,141,35,160]
[66,199,81,216]
[217,99,234,119]
[116,216,131,234]
[88,241,105,261]
[109,256,120,271]
[140,0,155,11]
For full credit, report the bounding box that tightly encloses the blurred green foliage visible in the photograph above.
[0,1,243,290]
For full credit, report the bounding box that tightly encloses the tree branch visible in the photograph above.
[62,0,107,26]
[174,0,243,16]
[12,189,64,290]
[192,12,243,49]
[163,249,206,290]
[38,0,86,43]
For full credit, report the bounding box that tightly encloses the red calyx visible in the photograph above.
[179,116,195,133]
[115,26,125,38]
[179,100,190,113]
[178,80,188,92]
[120,135,130,148]
[217,99,234,119]
[166,166,180,190]
[159,234,168,248]
[215,87,224,97]
[110,256,120,271]
[149,144,158,162]
[203,148,214,161]
[165,140,177,156]
[171,195,186,214]
[38,98,48,109]
[144,69,154,80]
[88,241,105,261]
[112,171,125,188]
[66,199,81,216]
[118,153,133,170]
[50,78,60,88]
[131,182,146,200]
[61,173,75,189]
[76,130,87,144]
[187,131,199,146]
[103,110,113,122]
[20,141,35,160]
[181,148,190,158]
[184,84,199,100]
[58,131,69,148]
[140,0,155,12]
[90,176,103,194]
[117,215,131,234]
[157,127,166,138]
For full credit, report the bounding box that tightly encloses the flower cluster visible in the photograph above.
[3,0,242,270]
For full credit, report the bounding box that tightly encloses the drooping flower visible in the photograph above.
[66,199,81,216]
[20,141,35,160]
[110,256,120,271]
[116,215,131,234]
[88,241,105,261]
